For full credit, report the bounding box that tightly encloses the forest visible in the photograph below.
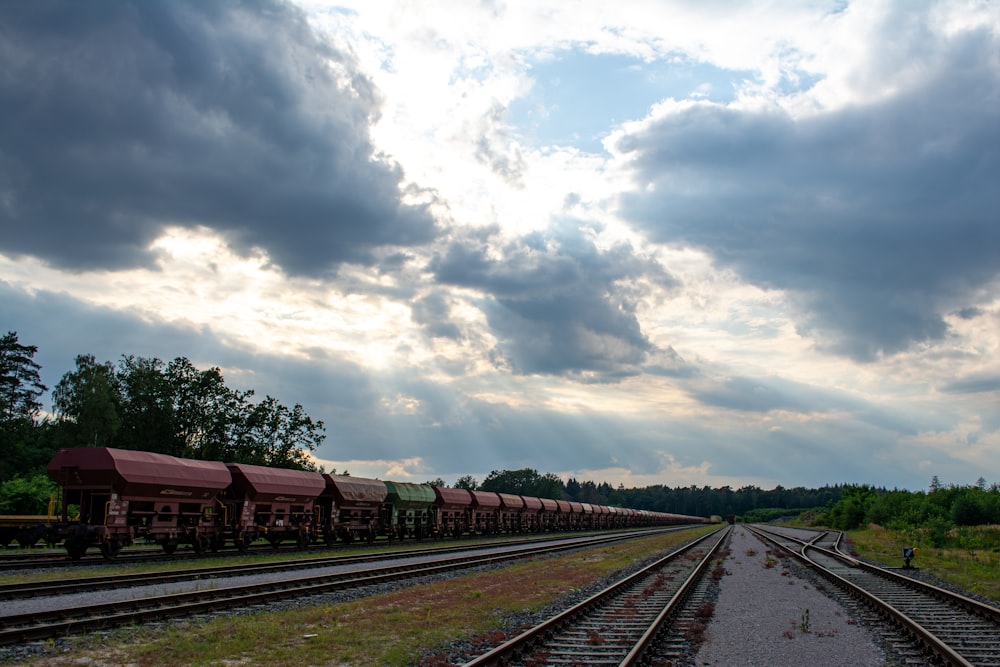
[4,328,998,550]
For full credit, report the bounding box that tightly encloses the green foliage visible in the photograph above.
[480,468,566,499]
[0,474,59,514]
[52,354,121,447]
[0,332,50,481]
[0,331,47,425]
[817,481,1000,549]
[453,475,478,490]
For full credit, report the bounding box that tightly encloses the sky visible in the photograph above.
[2,0,999,493]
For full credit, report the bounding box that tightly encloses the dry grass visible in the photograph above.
[19,526,718,667]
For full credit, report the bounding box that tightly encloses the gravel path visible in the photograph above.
[693,526,886,666]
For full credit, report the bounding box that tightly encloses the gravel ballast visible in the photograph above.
[693,526,886,666]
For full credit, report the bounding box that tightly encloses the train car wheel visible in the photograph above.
[66,537,89,561]
[99,538,122,560]
[296,533,309,550]
[237,534,252,553]
[161,540,178,555]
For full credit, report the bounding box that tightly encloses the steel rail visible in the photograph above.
[462,525,729,666]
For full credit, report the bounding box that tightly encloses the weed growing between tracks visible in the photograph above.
[17,526,719,667]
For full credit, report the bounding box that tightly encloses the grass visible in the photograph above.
[845,524,1000,601]
[17,526,719,667]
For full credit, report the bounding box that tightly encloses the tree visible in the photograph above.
[0,332,49,480]
[116,355,181,454]
[0,331,47,425]
[236,396,324,470]
[165,357,244,461]
[52,354,121,448]
[480,468,566,499]
[454,475,478,490]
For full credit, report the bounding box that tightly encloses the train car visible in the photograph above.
[519,495,543,532]
[538,497,558,530]
[223,463,325,550]
[469,491,501,535]
[382,481,436,540]
[567,501,584,530]
[553,499,572,531]
[495,493,524,533]
[434,486,472,537]
[46,447,231,559]
[0,492,60,548]
[318,474,387,543]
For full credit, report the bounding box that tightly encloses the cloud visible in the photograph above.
[616,24,1000,361]
[0,0,437,276]
[941,374,1000,395]
[411,292,463,341]
[429,222,677,379]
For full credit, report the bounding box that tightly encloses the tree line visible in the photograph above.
[430,467,847,519]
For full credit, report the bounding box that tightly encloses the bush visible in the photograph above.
[0,474,59,515]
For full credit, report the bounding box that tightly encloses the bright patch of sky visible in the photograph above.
[507,50,755,153]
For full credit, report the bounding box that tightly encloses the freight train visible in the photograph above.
[4,447,707,560]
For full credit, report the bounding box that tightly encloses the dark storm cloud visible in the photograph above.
[0,0,436,275]
[617,26,1000,361]
[429,224,677,379]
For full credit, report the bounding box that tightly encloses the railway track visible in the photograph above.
[0,528,695,647]
[0,526,688,572]
[462,525,730,666]
[0,529,686,601]
[0,539,416,571]
[750,525,1000,667]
